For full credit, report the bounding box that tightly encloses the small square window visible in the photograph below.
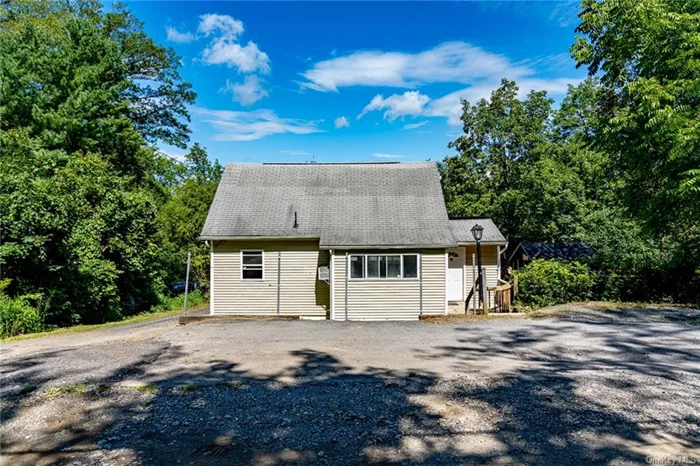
[241,251,263,280]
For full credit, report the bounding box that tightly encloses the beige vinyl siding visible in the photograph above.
[331,249,446,321]
[212,240,328,316]
[463,245,500,310]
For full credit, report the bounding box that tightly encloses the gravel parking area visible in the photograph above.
[1,305,699,465]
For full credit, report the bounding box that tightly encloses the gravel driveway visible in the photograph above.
[1,305,699,465]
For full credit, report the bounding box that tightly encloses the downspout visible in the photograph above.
[276,251,281,315]
[419,254,423,316]
[209,241,214,316]
[344,251,349,321]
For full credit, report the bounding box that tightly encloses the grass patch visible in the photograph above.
[2,302,208,342]
[42,384,86,397]
[20,384,36,395]
[136,384,158,394]
[96,384,111,394]
[177,384,200,393]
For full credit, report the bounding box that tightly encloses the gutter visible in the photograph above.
[199,235,320,241]
[319,243,459,250]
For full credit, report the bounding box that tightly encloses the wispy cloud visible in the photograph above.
[198,14,270,74]
[220,75,268,106]
[373,153,405,159]
[334,116,350,129]
[165,26,196,44]
[193,107,323,141]
[301,42,531,92]
[280,150,311,156]
[358,91,429,121]
[402,121,429,131]
[301,41,580,126]
[550,1,580,28]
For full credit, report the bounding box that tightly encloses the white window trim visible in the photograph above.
[347,253,420,281]
[240,249,265,281]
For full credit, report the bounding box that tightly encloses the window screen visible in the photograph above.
[241,251,263,279]
[403,255,418,278]
[350,255,365,278]
[348,254,419,279]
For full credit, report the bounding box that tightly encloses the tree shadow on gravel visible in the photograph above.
[415,309,700,464]
[2,310,699,465]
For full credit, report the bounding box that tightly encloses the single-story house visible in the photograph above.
[506,241,594,271]
[200,162,507,321]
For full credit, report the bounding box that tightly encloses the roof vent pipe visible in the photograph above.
[294,211,299,229]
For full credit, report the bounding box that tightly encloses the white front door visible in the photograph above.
[446,248,464,302]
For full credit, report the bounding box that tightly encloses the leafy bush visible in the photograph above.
[0,295,43,338]
[513,259,594,309]
[149,290,205,313]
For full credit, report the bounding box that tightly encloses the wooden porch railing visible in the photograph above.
[487,279,513,313]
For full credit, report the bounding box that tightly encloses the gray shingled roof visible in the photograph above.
[449,218,507,244]
[200,162,460,248]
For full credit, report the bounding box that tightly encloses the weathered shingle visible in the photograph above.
[200,162,459,247]
[449,218,507,244]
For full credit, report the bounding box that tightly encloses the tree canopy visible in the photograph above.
[0,0,211,326]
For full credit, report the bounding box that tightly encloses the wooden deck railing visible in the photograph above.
[487,279,513,313]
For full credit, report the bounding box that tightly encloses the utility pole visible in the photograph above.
[183,251,191,315]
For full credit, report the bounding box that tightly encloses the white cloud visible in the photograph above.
[402,121,429,131]
[334,116,349,129]
[301,41,580,126]
[165,26,196,44]
[301,42,531,92]
[220,75,268,106]
[425,77,580,125]
[198,14,245,37]
[280,150,311,156]
[198,14,270,74]
[193,107,323,141]
[358,91,430,121]
[373,153,405,159]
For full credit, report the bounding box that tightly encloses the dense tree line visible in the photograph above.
[440,0,700,303]
[0,0,219,332]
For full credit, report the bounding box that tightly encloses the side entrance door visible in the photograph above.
[446,248,464,302]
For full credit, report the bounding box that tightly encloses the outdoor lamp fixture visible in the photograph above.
[470,224,484,241]
[471,224,484,306]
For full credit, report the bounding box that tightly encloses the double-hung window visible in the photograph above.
[241,250,264,280]
[349,254,419,279]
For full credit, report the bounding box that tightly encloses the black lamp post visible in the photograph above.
[471,224,484,306]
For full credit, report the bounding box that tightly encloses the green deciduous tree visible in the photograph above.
[440,79,593,243]
[572,0,700,234]
[0,0,196,325]
[157,144,223,291]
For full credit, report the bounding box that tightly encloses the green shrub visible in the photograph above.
[0,295,44,338]
[149,289,205,313]
[513,259,594,309]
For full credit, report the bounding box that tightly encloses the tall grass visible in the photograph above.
[1,289,207,339]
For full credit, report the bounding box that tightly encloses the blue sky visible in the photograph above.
[122,1,586,164]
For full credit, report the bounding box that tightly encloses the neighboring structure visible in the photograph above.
[506,242,594,271]
[200,162,507,321]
